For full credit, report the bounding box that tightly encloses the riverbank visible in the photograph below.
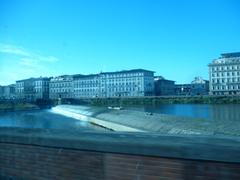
[0,102,39,112]
[51,105,240,136]
[75,95,240,106]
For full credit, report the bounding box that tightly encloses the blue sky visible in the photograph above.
[0,0,240,85]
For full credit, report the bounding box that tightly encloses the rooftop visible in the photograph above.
[16,77,50,83]
[221,52,240,58]
[100,68,155,75]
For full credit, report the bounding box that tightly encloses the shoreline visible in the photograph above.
[0,103,40,113]
[63,95,240,107]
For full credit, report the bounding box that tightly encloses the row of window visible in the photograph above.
[50,83,72,88]
[102,73,143,78]
[211,71,240,77]
[211,65,240,71]
[35,81,49,86]
[212,78,240,83]
[50,89,72,93]
[212,85,240,90]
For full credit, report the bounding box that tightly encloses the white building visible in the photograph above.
[0,84,16,100]
[15,77,50,101]
[49,75,73,99]
[209,52,240,95]
[73,69,154,98]
[100,69,154,97]
[73,74,100,98]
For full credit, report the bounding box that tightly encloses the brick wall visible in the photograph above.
[0,142,239,180]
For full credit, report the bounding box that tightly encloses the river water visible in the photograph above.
[0,109,104,131]
[0,104,240,133]
[126,104,240,122]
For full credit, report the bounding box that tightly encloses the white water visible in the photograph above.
[50,105,144,132]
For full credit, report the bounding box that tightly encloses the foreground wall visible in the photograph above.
[0,128,240,180]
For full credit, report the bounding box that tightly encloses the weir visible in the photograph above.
[50,105,144,132]
[48,105,239,136]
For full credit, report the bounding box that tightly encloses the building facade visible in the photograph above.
[16,78,35,101]
[209,52,240,95]
[34,77,50,100]
[16,77,50,101]
[73,74,100,98]
[73,69,155,98]
[49,75,73,99]
[191,77,209,95]
[100,69,154,97]
[0,84,16,99]
[0,86,4,99]
[154,76,175,96]
[175,84,192,96]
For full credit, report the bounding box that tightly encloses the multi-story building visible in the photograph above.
[16,77,50,101]
[154,76,175,96]
[15,80,25,99]
[34,77,50,100]
[175,84,192,96]
[191,77,209,95]
[1,84,16,99]
[209,52,240,95]
[73,74,100,98]
[16,78,35,101]
[72,69,155,98]
[0,86,4,99]
[175,77,209,96]
[49,75,73,99]
[100,69,154,97]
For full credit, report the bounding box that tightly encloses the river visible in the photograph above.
[0,104,240,134]
[126,104,240,122]
[0,109,105,131]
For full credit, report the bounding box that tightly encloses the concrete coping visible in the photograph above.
[0,127,240,163]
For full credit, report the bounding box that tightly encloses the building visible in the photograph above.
[72,69,155,98]
[0,86,4,99]
[154,76,175,96]
[175,77,209,96]
[49,75,73,99]
[0,84,16,99]
[175,84,192,96]
[16,78,35,101]
[209,52,240,95]
[191,77,209,95]
[34,77,50,100]
[100,69,154,97]
[16,77,50,101]
[73,74,100,98]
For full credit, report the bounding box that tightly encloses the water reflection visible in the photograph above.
[127,104,240,135]
[0,110,103,131]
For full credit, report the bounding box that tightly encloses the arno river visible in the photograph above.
[127,104,240,122]
[0,104,240,134]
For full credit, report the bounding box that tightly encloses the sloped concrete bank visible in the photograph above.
[50,105,240,136]
[51,105,144,132]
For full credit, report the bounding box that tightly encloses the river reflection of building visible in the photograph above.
[210,105,240,122]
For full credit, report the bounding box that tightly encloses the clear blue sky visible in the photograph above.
[0,0,240,85]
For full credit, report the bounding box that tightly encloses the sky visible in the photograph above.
[0,0,240,85]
